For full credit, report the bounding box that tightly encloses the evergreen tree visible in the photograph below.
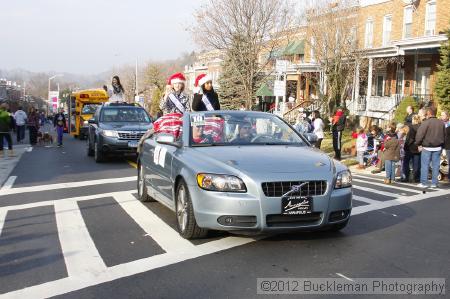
[394,96,419,123]
[218,53,245,110]
[434,28,450,111]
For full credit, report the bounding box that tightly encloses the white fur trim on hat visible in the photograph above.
[171,78,185,84]
[198,75,212,87]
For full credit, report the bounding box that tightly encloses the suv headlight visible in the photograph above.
[197,173,247,192]
[335,170,352,189]
[102,130,118,138]
[83,120,89,126]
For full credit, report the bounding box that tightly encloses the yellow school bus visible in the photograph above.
[69,89,109,139]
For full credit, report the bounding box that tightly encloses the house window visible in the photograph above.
[425,1,436,36]
[382,15,392,46]
[376,74,385,97]
[396,70,404,96]
[403,6,413,38]
[350,26,357,48]
[365,19,374,48]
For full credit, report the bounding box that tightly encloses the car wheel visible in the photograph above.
[327,220,349,232]
[87,138,94,156]
[175,180,208,239]
[94,140,104,163]
[138,163,155,202]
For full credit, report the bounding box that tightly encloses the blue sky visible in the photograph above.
[0,0,201,74]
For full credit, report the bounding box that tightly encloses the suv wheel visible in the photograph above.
[94,139,104,163]
[87,138,94,156]
[175,180,208,239]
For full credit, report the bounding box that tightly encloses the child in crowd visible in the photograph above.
[383,125,400,184]
[356,127,368,169]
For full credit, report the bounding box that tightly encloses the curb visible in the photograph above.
[0,144,30,188]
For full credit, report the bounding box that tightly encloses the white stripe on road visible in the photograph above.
[0,236,255,299]
[113,192,196,253]
[352,178,423,194]
[26,147,33,152]
[352,195,384,206]
[54,200,107,277]
[1,176,17,190]
[0,210,7,237]
[353,185,414,198]
[351,189,449,216]
[0,176,137,196]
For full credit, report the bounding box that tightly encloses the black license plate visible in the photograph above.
[281,196,313,215]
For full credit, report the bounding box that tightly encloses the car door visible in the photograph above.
[88,109,100,146]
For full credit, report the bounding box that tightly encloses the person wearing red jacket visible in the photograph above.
[329,108,346,160]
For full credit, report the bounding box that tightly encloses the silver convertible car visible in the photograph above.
[137,111,352,239]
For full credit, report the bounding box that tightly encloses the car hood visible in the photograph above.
[100,122,152,131]
[189,146,332,175]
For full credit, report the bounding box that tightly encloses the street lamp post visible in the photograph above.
[48,74,63,115]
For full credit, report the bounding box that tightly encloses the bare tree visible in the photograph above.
[192,0,295,109]
[304,0,364,114]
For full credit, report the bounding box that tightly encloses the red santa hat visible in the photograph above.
[168,72,186,85]
[194,74,212,87]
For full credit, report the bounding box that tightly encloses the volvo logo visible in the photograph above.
[291,182,308,192]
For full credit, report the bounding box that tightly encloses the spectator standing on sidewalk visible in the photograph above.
[441,110,450,182]
[159,73,190,115]
[312,110,324,149]
[329,107,346,161]
[14,106,27,143]
[0,103,15,157]
[53,108,66,147]
[415,107,445,188]
[383,125,400,184]
[403,115,421,183]
[356,127,368,169]
[27,107,40,146]
[404,106,416,125]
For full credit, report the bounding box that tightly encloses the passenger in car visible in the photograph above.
[231,122,254,144]
[192,125,213,144]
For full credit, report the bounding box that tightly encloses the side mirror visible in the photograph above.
[305,133,318,145]
[88,119,96,124]
[156,134,181,147]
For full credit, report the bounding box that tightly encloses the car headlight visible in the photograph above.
[83,120,89,126]
[102,130,118,138]
[197,173,247,192]
[335,170,352,189]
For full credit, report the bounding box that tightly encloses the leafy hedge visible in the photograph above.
[394,96,419,123]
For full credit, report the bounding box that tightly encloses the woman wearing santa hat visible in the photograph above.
[192,74,220,112]
[159,72,191,115]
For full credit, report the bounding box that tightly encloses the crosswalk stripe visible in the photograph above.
[113,192,196,253]
[0,210,6,236]
[54,200,107,277]
[352,195,383,206]
[1,176,17,190]
[352,178,421,194]
[0,176,137,196]
[353,185,415,197]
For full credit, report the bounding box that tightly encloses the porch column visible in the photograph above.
[305,75,310,101]
[296,74,301,104]
[354,62,360,113]
[367,58,373,99]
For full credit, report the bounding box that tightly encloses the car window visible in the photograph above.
[189,112,306,147]
[81,104,100,115]
[100,108,151,122]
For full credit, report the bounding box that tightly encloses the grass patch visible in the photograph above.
[341,159,359,167]
[320,129,354,154]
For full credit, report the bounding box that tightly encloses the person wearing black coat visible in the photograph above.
[191,74,220,112]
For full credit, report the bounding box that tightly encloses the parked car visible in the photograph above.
[138,111,352,239]
[87,103,152,162]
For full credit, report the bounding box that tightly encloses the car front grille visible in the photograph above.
[261,181,327,197]
[266,213,322,227]
[118,131,145,140]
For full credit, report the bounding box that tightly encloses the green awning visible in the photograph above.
[267,48,283,59]
[283,40,305,55]
[256,83,274,97]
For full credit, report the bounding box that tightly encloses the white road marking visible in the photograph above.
[353,185,415,198]
[26,147,33,152]
[54,200,107,277]
[0,210,7,236]
[352,178,423,193]
[336,273,354,282]
[1,176,17,190]
[113,192,195,253]
[0,176,136,196]
[352,195,383,206]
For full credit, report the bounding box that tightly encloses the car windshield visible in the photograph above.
[189,112,307,147]
[81,104,99,115]
[100,108,151,122]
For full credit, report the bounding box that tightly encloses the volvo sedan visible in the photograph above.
[138,111,352,239]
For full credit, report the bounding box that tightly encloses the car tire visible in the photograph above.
[87,138,94,157]
[138,163,156,202]
[175,180,208,239]
[327,220,349,232]
[94,139,104,163]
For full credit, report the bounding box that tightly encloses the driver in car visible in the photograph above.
[231,122,253,144]
[192,125,213,144]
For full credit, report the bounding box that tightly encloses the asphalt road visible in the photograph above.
[0,135,449,299]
